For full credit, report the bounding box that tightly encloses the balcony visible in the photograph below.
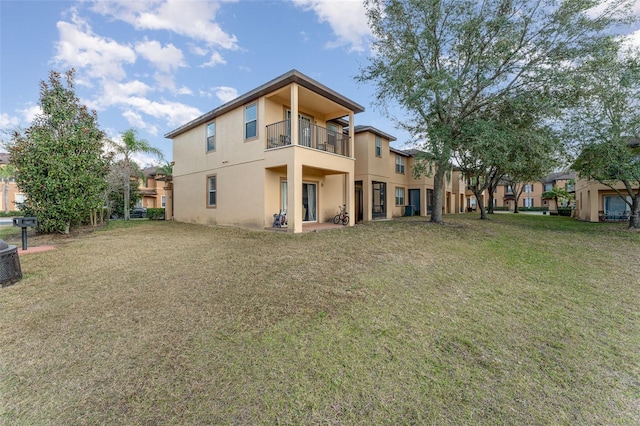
[266,119,350,157]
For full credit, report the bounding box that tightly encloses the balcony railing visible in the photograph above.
[265,119,350,157]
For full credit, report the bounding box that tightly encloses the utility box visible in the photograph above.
[404,205,415,217]
[0,240,21,287]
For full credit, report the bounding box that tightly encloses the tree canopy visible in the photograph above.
[569,45,640,228]
[7,69,109,233]
[360,0,634,223]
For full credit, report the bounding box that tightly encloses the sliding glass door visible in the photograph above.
[281,181,317,222]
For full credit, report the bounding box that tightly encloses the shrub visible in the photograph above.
[147,208,165,220]
[0,211,26,217]
[557,208,573,216]
[519,207,549,212]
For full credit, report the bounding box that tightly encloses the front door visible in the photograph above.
[408,189,420,216]
[372,181,386,219]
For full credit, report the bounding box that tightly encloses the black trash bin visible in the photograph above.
[0,240,22,287]
[404,205,415,216]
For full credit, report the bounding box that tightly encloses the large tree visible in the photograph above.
[569,45,640,228]
[453,95,561,219]
[7,69,109,233]
[360,0,633,223]
[109,129,163,220]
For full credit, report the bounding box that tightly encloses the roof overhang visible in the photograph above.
[165,69,365,139]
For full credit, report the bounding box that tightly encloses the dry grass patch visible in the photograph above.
[1,215,639,424]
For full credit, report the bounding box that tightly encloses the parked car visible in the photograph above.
[130,207,147,218]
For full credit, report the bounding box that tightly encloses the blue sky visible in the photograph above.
[2,0,640,166]
[0,0,403,165]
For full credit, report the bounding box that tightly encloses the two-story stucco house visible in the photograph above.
[164,70,364,233]
[353,127,465,221]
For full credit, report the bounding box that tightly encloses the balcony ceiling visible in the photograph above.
[268,85,354,121]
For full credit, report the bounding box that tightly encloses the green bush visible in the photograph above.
[519,207,549,212]
[557,208,573,216]
[147,208,165,220]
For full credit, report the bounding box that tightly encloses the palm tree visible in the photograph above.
[0,165,16,214]
[542,186,573,212]
[110,129,164,220]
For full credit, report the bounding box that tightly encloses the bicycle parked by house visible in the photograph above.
[333,204,349,226]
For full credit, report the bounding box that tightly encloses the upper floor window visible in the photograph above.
[206,122,216,152]
[544,183,553,192]
[245,103,257,140]
[506,185,513,194]
[524,184,534,193]
[207,175,217,207]
[395,187,405,206]
[395,155,405,174]
[375,136,382,157]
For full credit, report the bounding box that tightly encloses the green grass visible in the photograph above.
[1,214,638,424]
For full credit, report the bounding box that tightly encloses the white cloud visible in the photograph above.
[123,96,202,127]
[55,13,136,81]
[0,113,21,129]
[122,110,158,135]
[201,51,226,67]
[175,86,193,95]
[213,86,238,103]
[94,80,153,110]
[189,44,209,56]
[135,39,186,73]
[293,0,372,52]
[19,105,42,125]
[91,0,239,49]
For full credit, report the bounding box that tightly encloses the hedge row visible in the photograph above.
[146,208,165,220]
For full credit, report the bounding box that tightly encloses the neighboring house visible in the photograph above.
[138,166,168,210]
[0,153,21,212]
[574,178,636,222]
[165,69,364,233]
[464,171,576,212]
[540,171,575,211]
[354,127,435,221]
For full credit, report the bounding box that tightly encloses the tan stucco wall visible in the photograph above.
[172,87,356,233]
[354,132,442,219]
[574,177,633,222]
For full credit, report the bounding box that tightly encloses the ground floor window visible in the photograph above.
[604,195,630,214]
[207,175,217,207]
[523,197,534,208]
[395,187,405,206]
[161,195,166,208]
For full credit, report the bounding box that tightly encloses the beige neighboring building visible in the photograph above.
[138,166,169,210]
[353,126,464,221]
[165,70,364,233]
[574,178,635,222]
[0,153,21,213]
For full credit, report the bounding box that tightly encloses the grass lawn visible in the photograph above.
[1,214,638,424]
